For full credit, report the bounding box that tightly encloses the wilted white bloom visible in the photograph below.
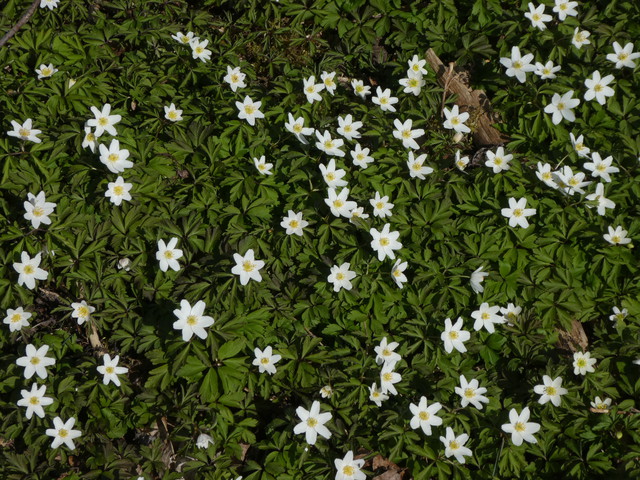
[470,266,488,293]
[196,433,214,449]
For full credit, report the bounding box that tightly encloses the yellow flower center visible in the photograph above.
[557,102,565,110]
[383,348,391,356]
[59,429,69,438]
[243,261,255,272]
[612,236,620,243]
[324,140,334,149]
[393,269,402,277]
[113,185,124,195]
[514,422,526,432]
[42,68,52,76]
[306,418,318,427]
[30,356,40,365]
[342,466,355,476]
[576,32,586,42]
[494,157,503,165]
[181,36,190,43]
[24,265,35,274]
[596,164,606,171]
[186,315,197,326]
[513,61,523,69]
[451,117,460,125]
[305,86,315,93]
[380,97,388,104]
[32,207,44,217]
[619,52,629,60]
[356,85,364,93]
[326,173,335,181]
[481,312,490,320]
[19,128,30,137]
[99,117,108,126]
[532,13,541,21]
[382,372,393,381]
[543,68,551,75]
[333,200,344,208]
[164,251,174,259]
[449,331,459,340]
[325,78,335,88]
[108,153,119,163]
[30,396,40,405]
[258,164,266,171]
[560,4,567,10]
[293,124,302,133]
[594,84,603,92]
[231,74,239,83]
[195,47,204,54]
[577,358,587,367]
[568,178,579,186]
[11,314,22,323]
[401,130,412,139]
[86,132,95,142]
[513,208,523,217]
[419,411,430,421]
[289,220,299,228]
[544,386,557,396]
[77,306,89,318]
[379,238,390,246]
[106,366,115,374]
[464,388,475,398]
[449,441,460,450]
[168,111,178,119]
[260,357,269,364]
[376,202,384,210]
[409,78,418,87]
[244,105,255,114]
[335,272,345,281]
[597,403,607,409]
[542,172,551,180]
[372,391,380,398]
[344,125,352,132]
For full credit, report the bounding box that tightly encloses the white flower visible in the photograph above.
[380,362,402,395]
[96,354,129,386]
[320,385,334,398]
[441,317,470,354]
[321,71,337,95]
[470,266,488,293]
[544,90,580,125]
[603,226,631,246]
[36,63,58,79]
[370,191,394,218]
[534,60,561,80]
[173,300,215,341]
[439,427,472,463]
[156,238,183,272]
[591,396,612,410]
[399,70,425,96]
[46,417,81,450]
[281,210,308,236]
[71,300,95,326]
[524,3,552,30]
[584,71,615,105]
[224,66,247,92]
[7,119,42,143]
[118,258,132,271]
[236,96,264,126]
[606,41,640,69]
[533,375,567,406]
[82,127,97,152]
[164,103,183,122]
[16,344,56,379]
[171,31,197,45]
[40,0,60,10]
[105,176,133,206]
[371,87,398,112]
[455,375,489,409]
[4,307,32,332]
[570,132,590,158]
[408,54,428,75]
[370,223,402,261]
[350,144,374,169]
[583,152,618,183]
[325,188,357,218]
[196,433,214,449]
[536,162,557,189]
[573,351,597,375]
[500,303,522,326]
[293,400,332,445]
[347,206,369,222]
[553,165,591,195]
[471,302,505,333]
[231,249,265,285]
[393,118,424,150]
[501,197,536,228]
[252,346,281,375]
[455,150,469,171]
[327,263,356,292]
[351,79,371,99]
[24,191,56,229]
[443,105,470,134]
[337,114,362,141]
[501,407,540,446]
[13,252,48,290]
[369,382,389,407]
[190,38,211,62]
[585,183,615,216]
[285,113,314,144]
[17,383,53,419]
[572,28,591,49]
[391,259,408,289]
[500,46,535,83]
[374,337,401,366]
[99,139,133,174]
[335,450,366,480]
[303,75,325,103]
[409,396,443,435]
[407,151,433,179]
[553,0,578,21]
[253,155,273,175]
[485,146,513,173]
[320,159,348,188]
[87,103,122,138]
[315,130,345,157]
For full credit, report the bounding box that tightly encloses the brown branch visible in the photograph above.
[426,48,508,147]
[0,0,41,49]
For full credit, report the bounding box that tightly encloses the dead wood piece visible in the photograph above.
[425,48,508,147]
[556,319,589,353]
[0,0,41,49]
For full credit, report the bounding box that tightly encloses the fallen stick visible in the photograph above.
[425,48,508,147]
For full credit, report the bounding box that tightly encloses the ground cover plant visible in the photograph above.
[1,0,640,479]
